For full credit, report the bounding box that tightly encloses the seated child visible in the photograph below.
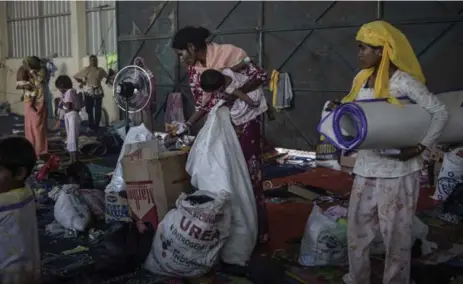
[0,137,40,284]
[55,75,84,164]
[199,68,268,126]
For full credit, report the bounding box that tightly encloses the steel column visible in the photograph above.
[38,3,45,57]
[257,1,264,66]
[174,1,180,86]
[377,0,383,20]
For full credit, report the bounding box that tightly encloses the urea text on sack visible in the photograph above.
[170,224,219,251]
[126,181,155,210]
[175,215,220,242]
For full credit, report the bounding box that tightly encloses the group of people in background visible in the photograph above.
[15,54,156,164]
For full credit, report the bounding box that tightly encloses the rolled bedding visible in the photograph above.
[318,91,463,151]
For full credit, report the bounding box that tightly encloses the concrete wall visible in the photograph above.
[0,1,119,122]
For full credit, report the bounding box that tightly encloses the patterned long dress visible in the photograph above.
[24,67,48,157]
[188,62,270,242]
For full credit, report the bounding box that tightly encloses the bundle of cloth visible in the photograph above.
[318,90,462,151]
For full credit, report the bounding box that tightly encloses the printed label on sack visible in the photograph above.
[105,192,131,222]
[156,214,222,271]
[126,180,156,219]
[106,203,130,219]
[300,230,347,265]
[158,233,217,268]
[166,215,221,251]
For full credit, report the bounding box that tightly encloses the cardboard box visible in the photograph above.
[122,140,190,229]
[105,190,132,223]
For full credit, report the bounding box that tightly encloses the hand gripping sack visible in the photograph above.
[144,190,231,277]
[298,204,348,266]
[186,101,258,266]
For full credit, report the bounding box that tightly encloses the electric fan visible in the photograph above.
[113,65,153,134]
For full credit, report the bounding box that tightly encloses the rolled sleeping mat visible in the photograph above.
[318,91,463,151]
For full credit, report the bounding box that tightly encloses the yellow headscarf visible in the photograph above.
[341,20,425,106]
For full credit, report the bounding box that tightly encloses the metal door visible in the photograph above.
[117,1,463,150]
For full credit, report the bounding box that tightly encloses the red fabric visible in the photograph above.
[36,155,60,182]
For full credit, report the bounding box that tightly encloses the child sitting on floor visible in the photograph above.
[55,75,84,164]
[199,67,268,126]
[0,137,41,284]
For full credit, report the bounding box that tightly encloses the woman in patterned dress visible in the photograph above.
[172,26,270,244]
[20,56,48,158]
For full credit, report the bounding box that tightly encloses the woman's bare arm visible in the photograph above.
[230,89,259,107]
[186,110,206,126]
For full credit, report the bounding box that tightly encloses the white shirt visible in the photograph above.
[0,187,41,284]
[353,70,449,178]
[221,68,268,125]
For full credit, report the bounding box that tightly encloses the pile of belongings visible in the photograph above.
[298,199,437,267]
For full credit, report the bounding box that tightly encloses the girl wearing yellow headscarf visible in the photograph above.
[339,21,449,284]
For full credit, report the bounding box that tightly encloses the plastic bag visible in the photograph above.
[105,124,155,193]
[432,148,463,201]
[298,204,348,266]
[186,101,258,266]
[144,190,231,277]
[36,155,60,182]
[371,215,437,256]
[54,184,91,231]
